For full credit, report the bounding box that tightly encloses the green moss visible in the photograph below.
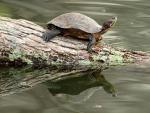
[9,49,23,61]
[9,49,33,64]
[22,58,33,64]
[78,60,92,66]
[109,55,124,65]
[51,61,62,66]
[92,54,109,63]
[125,57,134,63]
[111,49,124,56]
[108,49,134,65]
[6,45,135,67]
[92,54,102,61]
[8,48,53,65]
[88,48,134,66]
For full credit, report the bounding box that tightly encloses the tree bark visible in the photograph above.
[0,16,150,96]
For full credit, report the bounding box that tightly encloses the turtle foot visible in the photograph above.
[42,29,61,42]
[92,46,102,53]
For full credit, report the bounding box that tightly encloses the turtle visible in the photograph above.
[42,12,117,52]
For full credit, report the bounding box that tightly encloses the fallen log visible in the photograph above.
[0,16,150,96]
[1,16,150,68]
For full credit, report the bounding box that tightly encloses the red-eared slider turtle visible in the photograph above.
[42,12,117,52]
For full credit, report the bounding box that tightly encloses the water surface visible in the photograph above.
[0,0,150,113]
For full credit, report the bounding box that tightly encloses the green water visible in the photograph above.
[0,0,150,113]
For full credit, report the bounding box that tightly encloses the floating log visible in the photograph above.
[0,16,150,96]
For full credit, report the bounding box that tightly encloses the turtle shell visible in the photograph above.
[47,12,102,33]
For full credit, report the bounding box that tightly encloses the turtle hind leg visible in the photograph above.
[87,34,96,53]
[42,29,61,42]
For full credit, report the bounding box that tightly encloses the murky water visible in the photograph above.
[0,0,150,113]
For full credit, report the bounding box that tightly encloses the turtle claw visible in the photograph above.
[42,33,49,42]
[87,47,101,53]
[92,46,102,53]
[42,31,52,42]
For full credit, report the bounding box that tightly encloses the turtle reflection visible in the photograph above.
[44,70,117,97]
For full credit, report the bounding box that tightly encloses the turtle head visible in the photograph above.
[100,17,117,34]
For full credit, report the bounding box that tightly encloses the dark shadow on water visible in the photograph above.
[44,70,117,97]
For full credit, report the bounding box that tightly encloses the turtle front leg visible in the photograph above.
[87,34,96,53]
[95,36,102,46]
[42,29,61,42]
[94,36,102,48]
[92,36,103,53]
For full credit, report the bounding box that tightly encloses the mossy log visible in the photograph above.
[0,16,150,96]
[1,16,150,69]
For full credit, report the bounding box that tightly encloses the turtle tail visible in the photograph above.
[42,29,61,42]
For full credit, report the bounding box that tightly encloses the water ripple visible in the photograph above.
[63,1,128,7]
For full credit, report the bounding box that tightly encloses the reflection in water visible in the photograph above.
[1,64,150,113]
[44,70,116,97]
[0,67,116,97]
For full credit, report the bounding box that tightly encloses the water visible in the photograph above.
[0,0,150,113]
